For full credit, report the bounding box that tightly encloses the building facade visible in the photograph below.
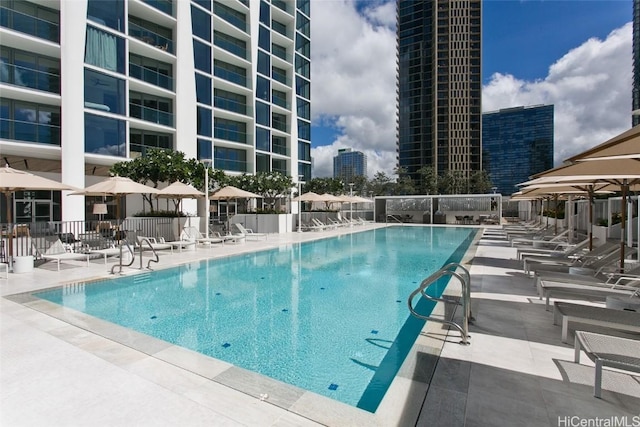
[396,0,482,185]
[633,0,639,126]
[332,148,367,182]
[0,0,311,223]
[482,105,554,195]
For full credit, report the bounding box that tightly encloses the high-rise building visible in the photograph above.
[333,148,367,182]
[396,0,482,186]
[482,105,554,195]
[633,0,640,125]
[0,0,311,223]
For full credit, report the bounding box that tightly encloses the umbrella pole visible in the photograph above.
[620,181,627,273]
[4,192,13,271]
[588,188,594,251]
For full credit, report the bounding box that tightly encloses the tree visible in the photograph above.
[370,171,393,196]
[417,166,438,195]
[438,170,465,195]
[249,172,294,212]
[394,167,416,195]
[469,170,493,194]
[302,177,344,195]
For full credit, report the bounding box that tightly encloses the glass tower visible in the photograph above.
[396,0,482,185]
[482,105,554,195]
[333,148,367,183]
[633,0,639,126]
[0,0,311,222]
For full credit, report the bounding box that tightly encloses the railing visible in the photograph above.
[0,6,59,42]
[136,237,160,270]
[129,63,173,91]
[407,263,472,345]
[213,65,247,87]
[129,22,174,54]
[386,214,404,224]
[0,62,60,93]
[214,96,248,115]
[142,0,173,16]
[110,240,135,275]
[129,103,174,127]
[0,118,61,146]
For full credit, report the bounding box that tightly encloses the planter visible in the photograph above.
[592,225,608,245]
[12,256,33,273]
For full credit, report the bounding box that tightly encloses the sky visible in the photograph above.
[309,0,634,179]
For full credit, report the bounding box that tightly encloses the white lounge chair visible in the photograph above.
[233,223,267,240]
[574,331,640,398]
[181,226,225,246]
[136,236,173,252]
[553,301,640,342]
[88,245,129,264]
[540,279,640,311]
[40,239,90,271]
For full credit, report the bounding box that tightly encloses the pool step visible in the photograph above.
[133,272,152,284]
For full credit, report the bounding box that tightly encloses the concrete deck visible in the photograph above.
[2,224,638,426]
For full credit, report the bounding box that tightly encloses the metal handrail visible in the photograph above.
[137,237,160,269]
[407,262,472,345]
[110,240,135,275]
[386,214,403,224]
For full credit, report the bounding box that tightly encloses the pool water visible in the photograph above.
[35,226,476,412]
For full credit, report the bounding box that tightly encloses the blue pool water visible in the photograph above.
[35,226,476,412]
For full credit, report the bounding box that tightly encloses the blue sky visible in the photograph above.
[310,1,633,178]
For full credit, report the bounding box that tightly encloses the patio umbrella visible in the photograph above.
[70,176,159,221]
[318,193,342,210]
[209,185,261,230]
[524,158,640,270]
[156,182,204,238]
[0,165,81,268]
[566,125,640,161]
[292,191,324,202]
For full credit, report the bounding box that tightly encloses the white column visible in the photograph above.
[60,0,89,222]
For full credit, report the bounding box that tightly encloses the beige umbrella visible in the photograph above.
[70,176,159,221]
[566,125,640,161]
[526,159,640,270]
[292,191,324,202]
[156,182,205,238]
[209,186,261,231]
[1,165,81,267]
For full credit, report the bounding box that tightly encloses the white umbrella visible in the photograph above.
[1,165,81,268]
[292,191,325,202]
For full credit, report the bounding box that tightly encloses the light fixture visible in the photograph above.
[92,203,108,215]
[201,159,212,239]
[297,175,304,233]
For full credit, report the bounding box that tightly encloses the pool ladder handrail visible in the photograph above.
[407,262,473,345]
[386,215,404,225]
[110,240,136,274]
[136,237,160,270]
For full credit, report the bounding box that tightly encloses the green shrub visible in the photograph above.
[133,210,186,218]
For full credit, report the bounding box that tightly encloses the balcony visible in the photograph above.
[0,6,59,43]
[142,0,173,16]
[214,158,246,172]
[214,126,247,144]
[129,103,174,127]
[213,64,247,87]
[129,21,173,54]
[214,96,248,115]
[129,62,173,91]
[1,62,60,94]
[0,118,61,146]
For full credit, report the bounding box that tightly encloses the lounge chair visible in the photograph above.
[88,245,129,264]
[40,239,90,271]
[535,263,640,296]
[517,236,589,261]
[524,242,619,276]
[540,277,640,311]
[233,223,268,240]
[312,218,334,230]
[574,331,640,398]
[511,228,570,247]
[136,236,173,252]
[158,236,197,252]
[181,226,226,246]
[553,301,640,343]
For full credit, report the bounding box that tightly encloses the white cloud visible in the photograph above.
[311,4,633,178]
[482,23,633,164]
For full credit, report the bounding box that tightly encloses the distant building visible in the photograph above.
[333,148,367,182]
[633,0,640,125]
[482,105,554,195]
[396,0,482,185]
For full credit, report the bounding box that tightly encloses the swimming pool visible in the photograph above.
[35,226,476,412]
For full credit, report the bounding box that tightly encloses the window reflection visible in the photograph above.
[84,68,126,114]
[84,113,126,157]
[87,0,124,31]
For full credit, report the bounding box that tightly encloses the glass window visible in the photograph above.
[297,119,310,140]
[193,0,211,11]
[272,66,287,85]
[272,135,287,155]
[295,34,309,58]
[214,60,247,86]
[214,147,246,172]
[214,31,246,59]
[129,54,173,90]
[3,100,60,145]
[197,106,212,137]
[297,0,310,17]
[295,55,309,79]
[296,76,310,99]
[130,129,173,156]
[214,118,246,144]
[130,91,174,127]
[297,98,310,120]
[85,26,125,73]
[84,68,126,115]
[258,25,270,52]
[296,12,309,37]
[272,89,287,109]
[87,0,124,32]
[259,1,270,25]
[84,113,125,156]
[197,138,212,161]
[191,4,211,41]
[257,51,270,77]
[256,76,270,101]
[255,153,269,172]
[272,113,287,132]
[213,1,247,32]
[272,158,287,174]
[255,101,270,126]
[195,73,212,105]
[1,46,60,94]
[298,141,311,161]
[214,88,246,114]
[193,39,211,74]
[256,127,270,151]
